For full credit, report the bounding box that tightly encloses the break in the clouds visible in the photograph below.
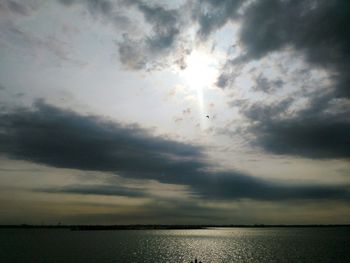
[0,101,349,201]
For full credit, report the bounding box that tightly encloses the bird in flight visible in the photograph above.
[206,115,209,119]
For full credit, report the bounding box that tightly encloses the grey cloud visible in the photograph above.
[85,0,112,15]
[239,0,350,98]
[252,74,284,93]
[0,0,38,16]
[116,1,185,70]
[57,0,134,33]
[215,56,247,89]
[0,100,204,175]
[15,92,24,98]
[0,101,349,201]
[193,171,350,201]
[57,0,188,70]
[118,34,147,70]
[240,98,294,122]
[6,0,29,15]
[250,115,350,159]
[193,0,244,39]
[216,74,230,89]
[137,1,179,42]
[42,184,147,198]
[212,0,350,160]
[0,22,82,65]
[58,0,112,15]
[240,97,350,159]
[57,0,75,6]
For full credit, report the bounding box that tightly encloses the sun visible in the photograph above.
[178,50,218,128]
[180,50,218,90]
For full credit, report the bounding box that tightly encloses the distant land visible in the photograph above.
[1,224,349,231]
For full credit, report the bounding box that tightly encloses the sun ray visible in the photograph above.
[179,50,218,129]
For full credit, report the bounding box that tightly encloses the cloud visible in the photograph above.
[57,0,190,70]
[193,0,244,39]
[55,0,350,81]
[116,0,188,70]
[240,98,294,123]
[238,0,350,99]
[42,184,148,198]
[206,0,350,160]
[216,73,230,89]
[57,0,133,30]
[0,22,84,65]
[6,1,29,15]
[0,0,38,16]
[240,96,350,159]
[135,1,179,48]
[250,115,350,159]
[188,170,349,201]
[117,34,147,70]
[252,74,284,93]
[0,100,204,174]
[0,101,349,201]
[58,0,112,15]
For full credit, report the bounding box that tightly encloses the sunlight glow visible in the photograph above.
[181,50,218,90]
[180,50,218,129]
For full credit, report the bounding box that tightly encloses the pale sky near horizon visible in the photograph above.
[0,0,349,224]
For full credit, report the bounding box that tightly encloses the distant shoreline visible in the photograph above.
[1,224,349,231]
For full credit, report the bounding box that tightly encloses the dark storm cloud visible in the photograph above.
[0,100,204,174]
[240,97,350,159]
[252,117,350,159]
[1,102,349,201]
[238,0,350,98]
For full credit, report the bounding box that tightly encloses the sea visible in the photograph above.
[1,227,349,262]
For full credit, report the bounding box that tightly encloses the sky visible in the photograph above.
[0,0,349,225]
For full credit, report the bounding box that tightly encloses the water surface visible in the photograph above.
[1,227,349,262]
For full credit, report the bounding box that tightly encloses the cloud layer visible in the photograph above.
[0,101,348,201]
[1,0,349,224]
[239,96,350,159]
